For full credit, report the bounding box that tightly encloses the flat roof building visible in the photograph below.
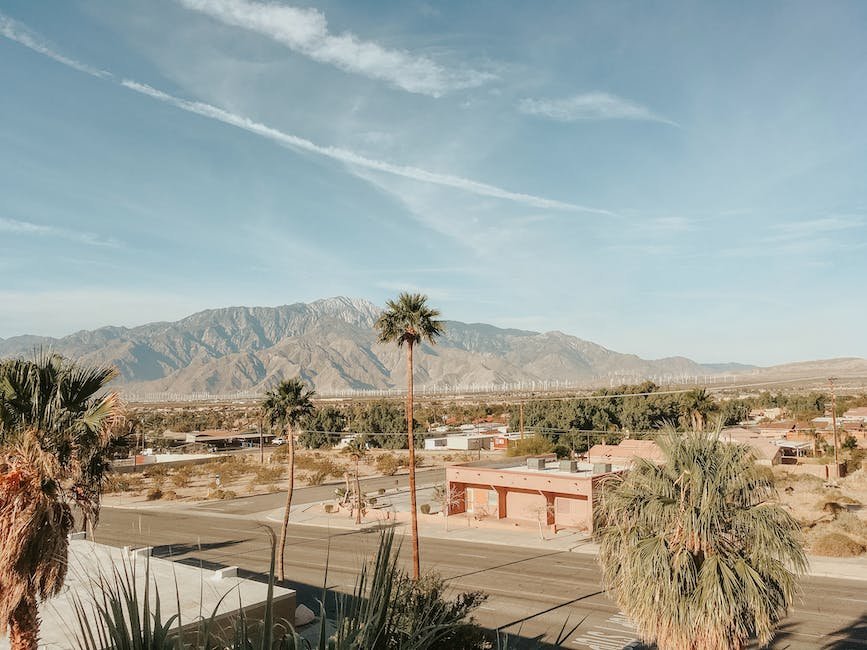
[445,455,624,533]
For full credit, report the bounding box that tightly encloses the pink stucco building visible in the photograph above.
[445,454,624,532]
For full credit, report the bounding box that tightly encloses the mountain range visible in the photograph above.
[1,297,864,397]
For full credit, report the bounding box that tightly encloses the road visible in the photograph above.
[93,503,867,649]
[195,467,445,515]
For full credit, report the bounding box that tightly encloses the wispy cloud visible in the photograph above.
[0,217,121,247]
[518,92,677,126]
[177,0,495,97]
[721,214,866,257]
[121,80,603,212]
[3,12,609,217]
[0,12,110,78]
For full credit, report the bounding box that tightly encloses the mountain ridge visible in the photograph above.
[1,297,863,395]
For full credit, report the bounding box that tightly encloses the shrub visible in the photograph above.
[308,470,328,486]
[842,435,859,451]
[378,488,386,495]
[209,489,238,500]
[162,490,178,501]
[171,466,193,488]
[324,504,335,513]
[420,503,431,515]
[104,474,143,493]
[376,453,400,476]
[506,435,554,457]
[254,465,284,483]
[812,532,865,557]
[552,443,571,459]
[146,488,163,501]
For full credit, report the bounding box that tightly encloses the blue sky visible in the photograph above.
[1,1,866,365]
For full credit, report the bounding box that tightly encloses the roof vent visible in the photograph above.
[527,457,546,471]
[559,460,578,473]
[592,462,613,474]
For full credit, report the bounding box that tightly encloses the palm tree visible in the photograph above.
[681,388,716,432]
[594,430,806,650]
[261,378,315,581]
[0,353,121,650]
[375,292,444,579]
[345,438,367,524]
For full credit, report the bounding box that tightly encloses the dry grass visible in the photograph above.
[811,532,865,557]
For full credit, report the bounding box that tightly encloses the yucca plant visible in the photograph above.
[594,430,806,650]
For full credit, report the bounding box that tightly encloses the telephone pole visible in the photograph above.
[829,377,840,479]
[519,402,525,440]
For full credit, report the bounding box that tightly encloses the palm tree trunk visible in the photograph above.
[406,341,420,580]
[278,425,294,582]
[9,593,38,650]
[355,456,362,525]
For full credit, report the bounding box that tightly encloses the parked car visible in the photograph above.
[272,437,285,445]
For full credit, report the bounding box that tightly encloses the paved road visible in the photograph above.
[194,468,446,515]
[93,506,867,649]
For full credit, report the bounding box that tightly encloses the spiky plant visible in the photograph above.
[594,430,806,650]
[0,352,121,650]
[374,293,444,579]
[261,378,315,582]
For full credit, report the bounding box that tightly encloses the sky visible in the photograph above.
[1,1,866,366]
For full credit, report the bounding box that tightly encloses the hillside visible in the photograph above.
[0,297,741,396]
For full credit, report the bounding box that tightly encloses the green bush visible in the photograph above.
[146,488,163,501]
[376,453,400,476]
[505,435,553,457]
[420,503,431,514]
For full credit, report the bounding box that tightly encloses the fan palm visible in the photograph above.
[681,388,716,432]
[0,352,121,650]
[374,292,444,579]
[594,430,806,650]
[261,378,315,581]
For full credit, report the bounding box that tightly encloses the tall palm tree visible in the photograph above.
[261,378,315,581]
[345,438,366,525]
[0,353,121,650]
[594,430,806,650]
[681,388,716,432]
[375,292,444,579]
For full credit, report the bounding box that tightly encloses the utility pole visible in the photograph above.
[519,402,525,440]
[829,377,840,479]
[258,416,264,464]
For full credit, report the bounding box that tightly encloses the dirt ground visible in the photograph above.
[102,447,482,506]
[774,466,867,557]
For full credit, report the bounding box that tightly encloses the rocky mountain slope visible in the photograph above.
[3,295,834,397]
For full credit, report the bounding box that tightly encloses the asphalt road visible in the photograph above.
[194,467,446,515]
[93,505,867,649]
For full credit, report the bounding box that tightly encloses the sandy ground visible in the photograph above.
[102,447,480,506]
[774,466,867,556]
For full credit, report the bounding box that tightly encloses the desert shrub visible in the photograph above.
[821,501,846,517]
[376,453,400,476]
[812,532,865,557]
[162,490,178,501]
[209,489,238,500]
[378,488,386,495]
[295,454,344,478]
[308,470,328,486]
[254,465,284,483]
[143,465,169,479]
[506,434,554,457]
[414,453,425,467]
[104,474,143,493]
[420,503,431,514]
[369,497,377,506]
[842,435,859,451]
[171,466,193,488]
[324,504,335,513]
[443,454,453,462]
[146,488,163,501]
